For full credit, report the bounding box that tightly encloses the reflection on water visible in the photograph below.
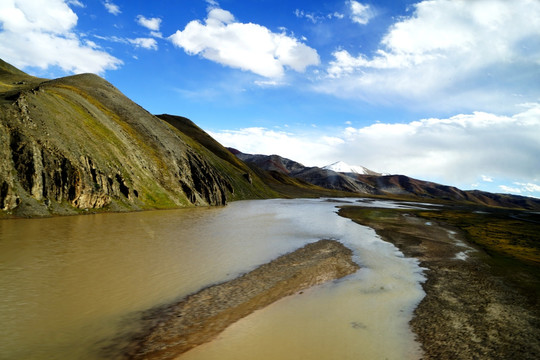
[0,198,425,360]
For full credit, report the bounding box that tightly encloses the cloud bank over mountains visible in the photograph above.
[210,103,540,197]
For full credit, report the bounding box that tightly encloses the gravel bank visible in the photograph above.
[339,206,540,360]
[123,239,359,360]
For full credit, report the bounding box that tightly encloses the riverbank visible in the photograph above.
[122,239,359,360]
[338,204,540,359]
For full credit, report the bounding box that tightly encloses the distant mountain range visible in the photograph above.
[229,149,540,210]
[1,57,539,217]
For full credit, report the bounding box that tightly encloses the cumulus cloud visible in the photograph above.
[211,104,540,195]
[129,37,158,50]
[515,183,540,193]
[321,0,540,112]
[0,0,122,74]
[481,175,494,182]
[169,7,320,78]
[103,0,120,15]
[338,105,540,184]
[348,1,374,25]
[137,15,161,31]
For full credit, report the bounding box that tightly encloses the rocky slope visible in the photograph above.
[232,150,540,210]
[0,60,271,217]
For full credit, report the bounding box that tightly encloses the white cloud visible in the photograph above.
[500,182,540,197]
[137,15,161,31]
[205,0,219,8]
[320,0,540,112]
[0,0,122,74]
[339,106,540,183]
[169,7,320,78]
[513,182,540,193]
[294,9,344,24]
[211,104,540,193]
[348,1,374,25]
[209,127,339,166]
[95,34,159,50]
[103,0,120,15]
[499,185,522,194]
[67,0,84,7]
[481,175,494,182]
[254,80,283,87]
[129,37,158,50]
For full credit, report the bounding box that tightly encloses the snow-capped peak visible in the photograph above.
[323,161,374,175]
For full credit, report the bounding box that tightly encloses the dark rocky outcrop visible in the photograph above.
[122,239,359,360]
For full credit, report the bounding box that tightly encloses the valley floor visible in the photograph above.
[339,204,540,359]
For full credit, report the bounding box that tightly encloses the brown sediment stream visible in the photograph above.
[123,240,359,360]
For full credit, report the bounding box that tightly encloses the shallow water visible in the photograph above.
[0,198,425,359]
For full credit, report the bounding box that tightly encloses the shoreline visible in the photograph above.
[121,239,359,360]
[338,206,540,359]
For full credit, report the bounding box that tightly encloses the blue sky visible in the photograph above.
[1,0,540,198]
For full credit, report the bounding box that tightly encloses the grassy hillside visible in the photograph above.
[0,61,280,217]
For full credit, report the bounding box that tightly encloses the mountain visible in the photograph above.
[323,161,380,176]
[355,174,540,209]
[0,60,275,217]
[231,150,540,210]
[231,150,375,193]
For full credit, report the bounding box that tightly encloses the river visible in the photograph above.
[0,198,426,359]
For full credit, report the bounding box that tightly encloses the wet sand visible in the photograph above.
[339,206,540,359]
[122,239,359,360]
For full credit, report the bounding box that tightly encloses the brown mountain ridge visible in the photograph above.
[230,150,540,210]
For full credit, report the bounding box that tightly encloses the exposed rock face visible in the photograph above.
[0,60,240,216]
[122,239,359,360]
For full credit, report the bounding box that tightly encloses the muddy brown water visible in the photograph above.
[0,198,426,359]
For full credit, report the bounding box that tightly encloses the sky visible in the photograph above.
[1,0,540,198]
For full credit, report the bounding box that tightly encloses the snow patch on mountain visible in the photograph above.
[323,161,379,175]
